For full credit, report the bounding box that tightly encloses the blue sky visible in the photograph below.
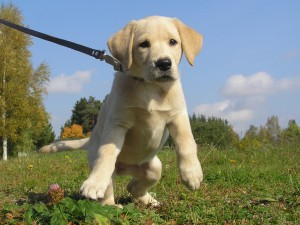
[4,1,300,137]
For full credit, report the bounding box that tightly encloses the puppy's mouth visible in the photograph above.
[154,75,175,82]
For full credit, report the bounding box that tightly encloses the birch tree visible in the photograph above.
[0,3,53,160]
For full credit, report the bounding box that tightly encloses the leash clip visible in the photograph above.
[100,52,123,72]
[92,49,106,60]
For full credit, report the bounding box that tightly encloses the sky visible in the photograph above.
[2,0,300,137]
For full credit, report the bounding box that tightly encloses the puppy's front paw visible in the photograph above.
[180,161,203,190]
[80,177,108,200]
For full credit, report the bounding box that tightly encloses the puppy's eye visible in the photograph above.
[139,40,150,48]
[169,39,178,46]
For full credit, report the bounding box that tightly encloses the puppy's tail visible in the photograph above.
[39,138,90,153]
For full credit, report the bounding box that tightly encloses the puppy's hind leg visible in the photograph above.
[99,176,115,205]
[126,156,162,206]
[99,175,123,208]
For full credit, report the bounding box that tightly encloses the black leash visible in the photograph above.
[0,19,123,72]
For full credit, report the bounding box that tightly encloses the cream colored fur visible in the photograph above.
[40,16,203,206]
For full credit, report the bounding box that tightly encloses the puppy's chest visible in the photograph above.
[133,108,171,128]
[126,109,170,144]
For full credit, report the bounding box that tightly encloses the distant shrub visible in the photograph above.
[61,124,84,139]
[190,114,239,149]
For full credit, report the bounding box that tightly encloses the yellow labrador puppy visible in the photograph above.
[40,16,203,206]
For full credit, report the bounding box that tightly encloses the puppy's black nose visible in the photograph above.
[155,58,172,71]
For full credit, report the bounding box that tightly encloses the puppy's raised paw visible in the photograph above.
[180,161,203,190]
[80,178,108,200]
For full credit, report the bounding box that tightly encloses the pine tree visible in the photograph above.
[61,96,101,136]
[0,3,52,159]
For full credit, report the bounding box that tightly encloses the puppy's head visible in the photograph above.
[108,16,203,83]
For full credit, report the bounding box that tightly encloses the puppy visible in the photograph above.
[40,16,203,206]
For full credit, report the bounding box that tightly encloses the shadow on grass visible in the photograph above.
[16,191,85,206]
[16,191,134,206]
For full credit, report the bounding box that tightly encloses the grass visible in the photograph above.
[0,145,299,224]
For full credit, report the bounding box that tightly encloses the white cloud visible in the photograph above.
[194,100,254,123]
[222,72,300,97]
[47,70,92,93]
[194,99,257,134]
[222,72,275,96]
[194,72,300,134]
[277,76,300,91]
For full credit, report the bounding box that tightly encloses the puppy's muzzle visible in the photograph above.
[153,57,176,82]
[155,58,172,71]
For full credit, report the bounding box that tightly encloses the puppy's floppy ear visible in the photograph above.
[173,19,203,66]
[107,21,137,70]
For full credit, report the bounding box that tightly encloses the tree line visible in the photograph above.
[240,116,300,149]
[61,96,300,149]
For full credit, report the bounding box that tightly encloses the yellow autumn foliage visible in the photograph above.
[61,124,84,139]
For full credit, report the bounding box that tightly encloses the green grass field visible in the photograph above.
[0,145,299,224]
